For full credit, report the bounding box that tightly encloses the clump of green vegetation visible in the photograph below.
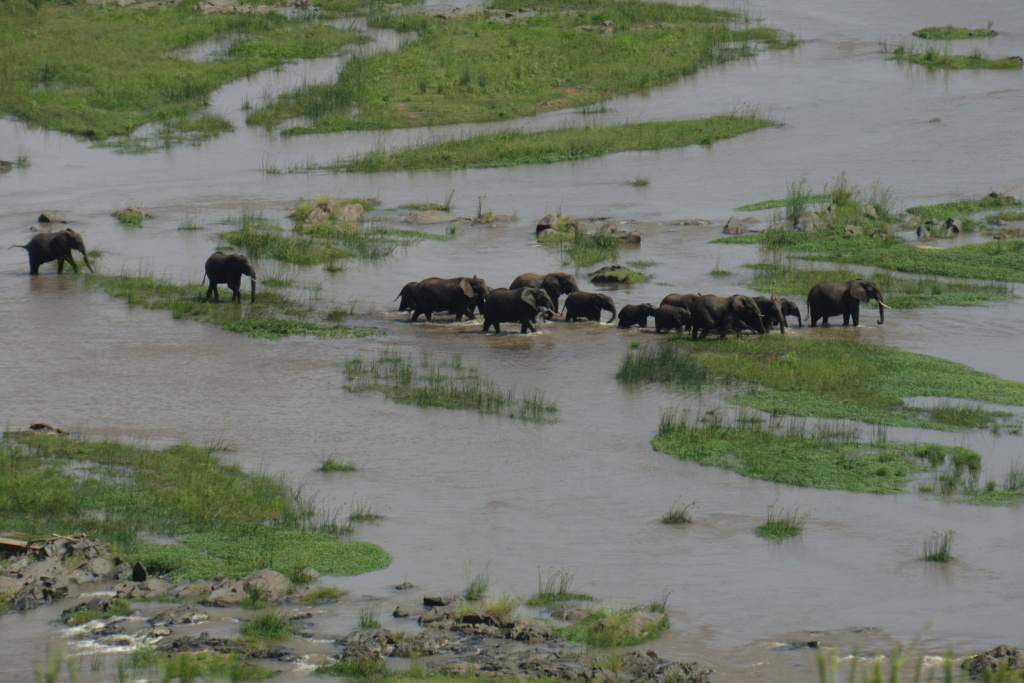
[913,25,998,40]
[348,498,384,523]
[241,585,270,610]
[359,605,382,630]
[988,211,1024,224]
[320,457,357,473]
[630,176,650,187]
[338,117,778,172]
[316,655,390,679]
[61,598,133,626]
[616,344,709,389]
[754,505,805,541]
[96,115,235,154]
[114,205,147,227]
[176,215,203,231]
[0,4,367,140]
[661,500,696,525]
[922,530,955,562]
[559,606,669,648]
[344,350,558,423]
[118,651,273,682]
[240,612,295,639]
[653,409,940,493]
[526,568,593,606]
[887,41,1023,70]
[301,587,344,605]
[250,0,795,133]
[907,193,1021,223]
[745,262,1014,310]
[0,432,391,581]
[86,272,382,340]
[464,562,492,602]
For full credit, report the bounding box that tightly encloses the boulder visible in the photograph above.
[206,568,291,606]
[722,217,748,235]
[944,217,963,235]
[339,203,364,223]
[963,645,1023,677]
[37,212,65,223]
[844,224,864,236]
[794,210,822,232]
[116,578,171,600]
[861,203,878,220]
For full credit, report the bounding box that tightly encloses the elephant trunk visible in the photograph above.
[81,251,94,273]
[250,275,257,303]
[606,303,616,323]
[877,296,884,325]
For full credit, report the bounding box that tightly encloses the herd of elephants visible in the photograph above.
[13,226,893,336]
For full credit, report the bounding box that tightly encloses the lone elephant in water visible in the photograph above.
[12,228,93,275]
[807,279,887,327]
[204,252,257,303]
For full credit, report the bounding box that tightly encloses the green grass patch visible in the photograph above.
[745,262,1014,309]
[463,562,492,601]
[359,605,382,629]
[912,26,998,40]
[717,226,1024,283]
[0,432,390,580]
[240,612,295,639]
[538,227,621,269]
[250,0,793,133]
[922,530,955,562]
[124,651,273,682]
[661,500,695,525]
[316,656,390,679]
[670,335,1024,431]
[616,343,709,389]
[906,194,1022,223]
[345,350,558,423]
[754,505,804,541]
[888,42,1023,70]
[337,116,777,172]
[95,114,235,154]
[301,587,344,604]
[86,272,381,340]
[525,568,593,606]
[0,4,367,140]
[736,194,830,212]
[114,206,146,228]
[558,607,669,648]
[320,457,357,472]
[988,211,1024,223]
[62,597,133,626]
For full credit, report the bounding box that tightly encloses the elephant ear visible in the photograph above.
[849,280,869,302]
[457,278,475,298]
[520,288,539,309]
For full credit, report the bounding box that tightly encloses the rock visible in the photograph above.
[536,228,556,239]
[131,561,148,582]
[393,605,410,618]
[794,210,822,232]
[549,607,590,622]
[294,566,319,583]
[419,606,456,629]
[116,578,170,600]
[206,568,292,606]
[86,556,115,578]
[27,422,69,436]
[722,217,748,235]
[901,214,922,229]
[173,579,215,600]
[861,203,878,220]
[150,605,210,626]
[405,210,457,225]
[395,581,414,590]
[944,217,963,235]
[423,595,458,607]
[509,618,554,643]
[37,212,65,223]
[679,218,712,225]
[963,645,1023,677]
[339,203,364,223]
[844,224,864,236]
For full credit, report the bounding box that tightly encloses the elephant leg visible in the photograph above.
[56,257,64,274]
[209,283,220,302]
[65,254,79,273]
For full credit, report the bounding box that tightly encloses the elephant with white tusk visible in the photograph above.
[807,279,886,327]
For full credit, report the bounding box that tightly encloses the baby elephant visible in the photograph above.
[654,305,692,333]
[204,252,257,303]
[12,228,93,275]
[617,303,657,329]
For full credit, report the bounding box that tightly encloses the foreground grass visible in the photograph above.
[745,262,1014,309]
[250,0,793,132]
[86,273,382,340]
[0,2,366,139]
[337,116,778,172]
[0,433,390,580]
[345,350,558,423]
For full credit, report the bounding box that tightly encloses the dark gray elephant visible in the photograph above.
[690,294,766,340]
[617,303,657,329]
[509,272,579,310]
[562,291,616,323]
[410,276,489,322]
[807,279,888,327]
[654,305,692,333]
[753,295,788,335]
[12,228,93,275]
[482,287,555,334]
[204,252,257,303]
[780,297,802,328]
[394,281,418,312]
[659,293,700,311]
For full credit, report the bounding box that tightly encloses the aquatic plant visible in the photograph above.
[240,611,294,639]
[359,604,382,629]
[913,25,997,40]
[348,498,384,523]
[559,606,669,648]
[526,568,593,606]
[661,500,696,525]
[616,344,709,389]
[464,562,492,601]
[319,457,357,472]
[754,505,805,541]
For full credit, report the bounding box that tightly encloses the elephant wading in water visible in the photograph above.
[779,297,802,328]
[690,294,766,340]
[807,279,889,327]
[562,291,616,323]
[205,252,257,303]
[753,295,788,334]
[394,281,418,312]
[617,303,657,329]
[509,272,579,310]
[654,305,692,333]
[410,276,489,322]
[12,228,93,275]
[482,287,555,334]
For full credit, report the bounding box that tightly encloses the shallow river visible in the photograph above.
[2,0,1024,679]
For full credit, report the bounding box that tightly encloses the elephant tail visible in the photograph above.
[9,244,28,251]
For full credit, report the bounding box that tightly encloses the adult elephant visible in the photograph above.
[654,305,692,333]
[394,281,418,312]
[562,291,616,323]
[659,293,700,311]
[753,295,788,334]
[807,279,888,327]
[482,287,555,334]
[509,272,579,310]
[617,303,657,329]
[12,228,93,275]
[690,294,766,340]
[204,252,257,303]
[410,276,489,322]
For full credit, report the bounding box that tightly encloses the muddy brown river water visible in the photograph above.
[2,0,1024,679]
